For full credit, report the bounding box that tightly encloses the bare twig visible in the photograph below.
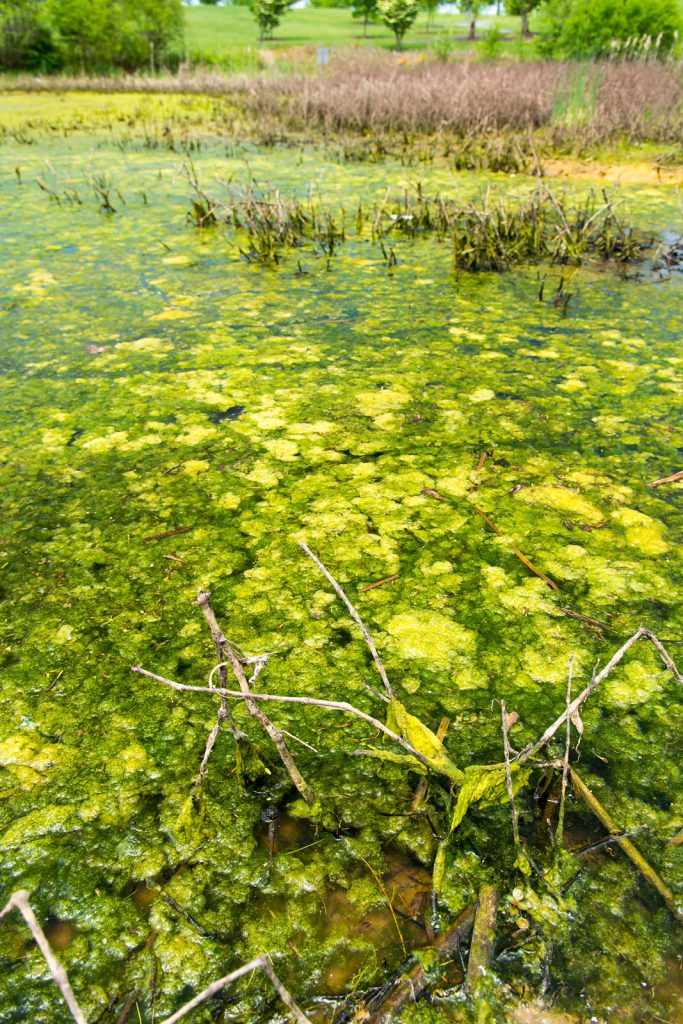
[561,607,611,631]
[161,954,312,1024]
[570,770,682,922]
[555,654,574,848]
[501,700,519,847]
[474,507,559,591]
[517,628,682,765]
[131,666,432,772]
[360,574,400,593]
[299,542,395,697]
[464,885,499,998]
[195,591,316,806]
[0,890,87,1024]
[648,468,683,488]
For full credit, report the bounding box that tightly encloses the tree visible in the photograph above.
[459,0,483,40]
[352,0,378,37]
[422,0,439,32]
[0,0,59,71]
[48,0,115,71]
[123,0,183,71]
[505,0,541,38]
[537,0,682,57]
[250,0,290,41]
[377,0,418,50]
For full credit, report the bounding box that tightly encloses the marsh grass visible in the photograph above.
[3,58,681,166]
[187,171,649,271]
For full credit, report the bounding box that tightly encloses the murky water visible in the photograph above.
[0,95,681,1023]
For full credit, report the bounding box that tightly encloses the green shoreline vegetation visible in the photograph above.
[0,6,682,1023]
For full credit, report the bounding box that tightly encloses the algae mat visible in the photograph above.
[0,97,682,1023]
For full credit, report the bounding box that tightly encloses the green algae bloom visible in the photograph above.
[0,92,681,1024]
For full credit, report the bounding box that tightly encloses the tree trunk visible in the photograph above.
[521,6,531,37]
[468,15,476,40]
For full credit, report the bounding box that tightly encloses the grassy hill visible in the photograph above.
[182,5,539,66]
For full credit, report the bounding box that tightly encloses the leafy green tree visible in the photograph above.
[48,0,115,71]
[537,0,681,57]
[459,0,484,40]
[505,0,541,38]
[123,0,183,71]
[352,0,378,37]
[250,0,290,41]
[377,0,418,50]
[0,0,59,71]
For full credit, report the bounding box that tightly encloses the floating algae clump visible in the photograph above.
[386,611,476,669]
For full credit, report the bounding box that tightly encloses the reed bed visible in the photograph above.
[3,58,681,157]
[187,172,648,271]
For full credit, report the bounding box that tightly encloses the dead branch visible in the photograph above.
[161,954,312,1024]
[570,770,682,922]
[474,506,559,591]
[501,701,520,847]
[648,468,683,488]
[555,655,574,848]
[517,628,682,765]
[299,542,396,697]
[0,889,88,1024]
[189,587,248,800]
[464,884,499,998]
[195,590,316,806]
[131,665,433,772]
[352,903,476,1023]
[1,891,311,1024]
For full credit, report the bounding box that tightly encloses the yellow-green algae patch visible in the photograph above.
[0,106,681,1024]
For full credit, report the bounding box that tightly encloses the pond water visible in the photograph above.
[0,94,681,1024]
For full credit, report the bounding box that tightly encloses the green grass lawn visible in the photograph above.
[182,5,539,65]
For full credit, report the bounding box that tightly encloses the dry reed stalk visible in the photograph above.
[517,628,682,764]
[131,665,433,771]
[0,890,87,1024]
[195,590,316,806]
[299,542,395,697]
[570,770,682,922]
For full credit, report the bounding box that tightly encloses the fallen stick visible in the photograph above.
[516,628,682,765]
[162,954,312,1024]
[555,654,574,849]
[360,574,400,593]
[561,607,611,632]
[131,666,433,773]
[300,542,396,697]
[352,903,476,1023]
[474,507,559,591]
[1,892,312,1024]
[195,591,316,807]
[464,885,499,998]
[501,701,520,847]
[0,889,88,1024]
[570,770,682,923]
[648,469,683,488]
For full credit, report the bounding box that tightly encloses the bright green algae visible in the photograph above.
[0,95,682,1024]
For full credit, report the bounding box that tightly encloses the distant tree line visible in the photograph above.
[0,0,183,72]
[247,0,681,56]
[1,0,679,71]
